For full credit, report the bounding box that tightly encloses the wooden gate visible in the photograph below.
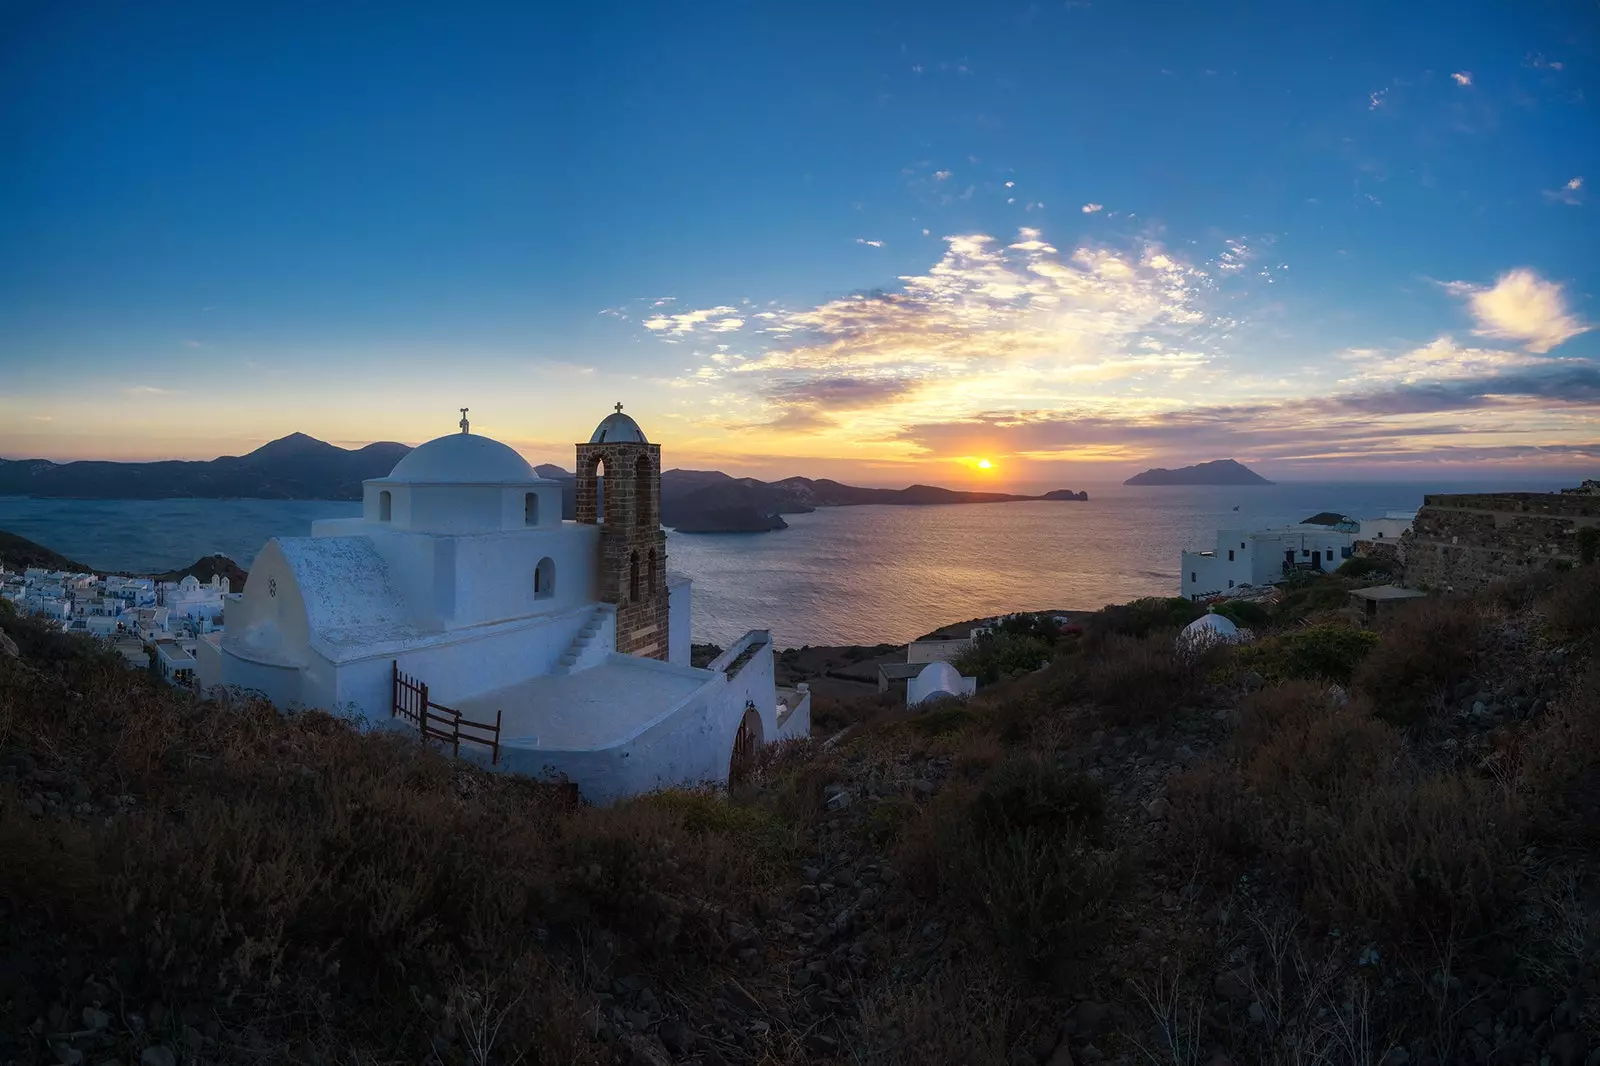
[392,661,503,765]
[728,703,760,783]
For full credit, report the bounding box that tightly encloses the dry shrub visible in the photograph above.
[1080,631,1199,724]
[1242,697,1398,807]
[1167,758,1260,869]
[1306,772,1523,939]
[856,962,1030,1066]
[0,648,783,1060]
[1542,564,1600,640]
[1519,662,1600,844]
[1353,597,1483,726]
[895,754,1122,979]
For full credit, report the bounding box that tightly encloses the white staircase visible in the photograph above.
[554,605,612,675]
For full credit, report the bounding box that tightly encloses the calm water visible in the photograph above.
[0,480,1567,648]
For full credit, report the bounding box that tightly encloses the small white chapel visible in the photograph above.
[198,406,810,802]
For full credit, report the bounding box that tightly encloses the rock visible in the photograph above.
[1548,1031,1586,1066]
[1047,1041,1076,1066]
[657,1017,689,1054]
[139,1050,176,1066]
[1517,986,1553,1025]
[912,779,935,795]
[1471,700,1487,716]
[1145,798,1169,821]
[82,1007,111,1030]
[1247,1001,1266,1024]
[0,628,17,659]
[1214,968,1253,1004]
[1380,1049,1409,1066]
[826,790,852,811]
[626,1034,673,1066]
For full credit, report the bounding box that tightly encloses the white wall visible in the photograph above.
[1359,516,1412,540]
[908,637,974,664]
[667,576,692,667]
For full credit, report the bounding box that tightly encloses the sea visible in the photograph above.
[0,479,1570,648]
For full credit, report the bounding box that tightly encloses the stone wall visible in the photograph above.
[574,440,670,660]
[1401,492,1600,593]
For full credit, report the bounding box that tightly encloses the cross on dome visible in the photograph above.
[614,402,624,413]
[459,407,470,434]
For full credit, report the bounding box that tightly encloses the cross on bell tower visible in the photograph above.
[574,403,668,660]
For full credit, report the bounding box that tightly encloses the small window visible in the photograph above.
[1228,580,1235,588]
[1227,550,1234,561]
[534,557,555,599]
[1240,542,1246,550]
[1341,547,1353,559]
[629,551,640,601]
[524,492,539,526]
[1376,531,1385,538]
[1302,549,1310,557]
[1190,572,1196,583]
[378,490,392,522]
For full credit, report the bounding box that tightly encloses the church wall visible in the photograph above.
[218,647,302,709]
[228,541,312,659]
[499,485,561,530]
[667,576,691,667]
[328,606,601,723]
[708,631,780,750]
[407,485,504,534]
[447,526,600,628]
[497,662,731,804]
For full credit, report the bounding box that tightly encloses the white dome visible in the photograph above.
[382,433,538,484]
[589,411,648,444]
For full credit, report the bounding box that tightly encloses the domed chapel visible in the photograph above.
[200,406,810,802]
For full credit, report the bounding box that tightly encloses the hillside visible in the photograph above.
[1124,458,1273,486]
[1,565,1596,1064]
[0,529,93,573]
[0,433,411,501]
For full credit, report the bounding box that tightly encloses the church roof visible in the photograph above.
[379,432,541,484]
[589,409,648,444]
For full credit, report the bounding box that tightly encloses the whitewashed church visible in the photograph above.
[197,407,810,802]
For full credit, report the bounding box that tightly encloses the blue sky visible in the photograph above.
[0,0,1595,483]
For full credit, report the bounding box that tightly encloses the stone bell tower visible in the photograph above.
[575,403,669,660]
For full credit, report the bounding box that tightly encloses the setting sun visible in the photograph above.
[977,459,993,470]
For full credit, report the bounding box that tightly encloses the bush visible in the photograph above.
[1079,631,1200,723]
[1578,525,1600,566]
[969,754,1106,845]
[1307,772,1523,939]
[1336,555,1389,579]
[1353,599,1482,725]
[952,631,1053,685]
[1091,597,1203,641]
[1542,564,1600,640]
[898,757,1122,979]
[1213,598,1271,628]
[1236,624,1378,684]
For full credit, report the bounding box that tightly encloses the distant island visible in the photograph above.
[2,433,1090,535]
[1123,458,1273,486]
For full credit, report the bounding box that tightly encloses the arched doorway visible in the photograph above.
[729,703,763,783]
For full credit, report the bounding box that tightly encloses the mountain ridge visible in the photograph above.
[2,434,1091,532]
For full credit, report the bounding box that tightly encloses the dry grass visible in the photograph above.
[1353,598,1484,726]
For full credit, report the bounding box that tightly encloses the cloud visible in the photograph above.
[1543,176,1584,206]
[124,386,171,395]
[1369,89,1387,110]
[856,238,884,248]
[1450,71,1472,86]
[184,339,204,349]
[1081,203,1104,214]
[642,305,745,338]
[1527,54,1564,71]
[1443,268,1591,352]
[934,170,952,181]
[1342,336,1556,385]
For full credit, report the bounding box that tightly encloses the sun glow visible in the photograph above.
[977,458,993,469]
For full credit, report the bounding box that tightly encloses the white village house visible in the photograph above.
[1179,511,1416,600]
[197,407,809,802]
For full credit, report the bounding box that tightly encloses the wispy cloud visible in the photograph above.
[856,238,884,248]
[1081,203,1104,214]
[933,170,952,181]
[124,385,171,395]
[1543,175,1584,206]
[1450,71,1472,87]
[1443,268,1591,353]
[1368,88,1387,110]
[1526,53,1564,72]
[184,339,205,349]
[642,305,745,338]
